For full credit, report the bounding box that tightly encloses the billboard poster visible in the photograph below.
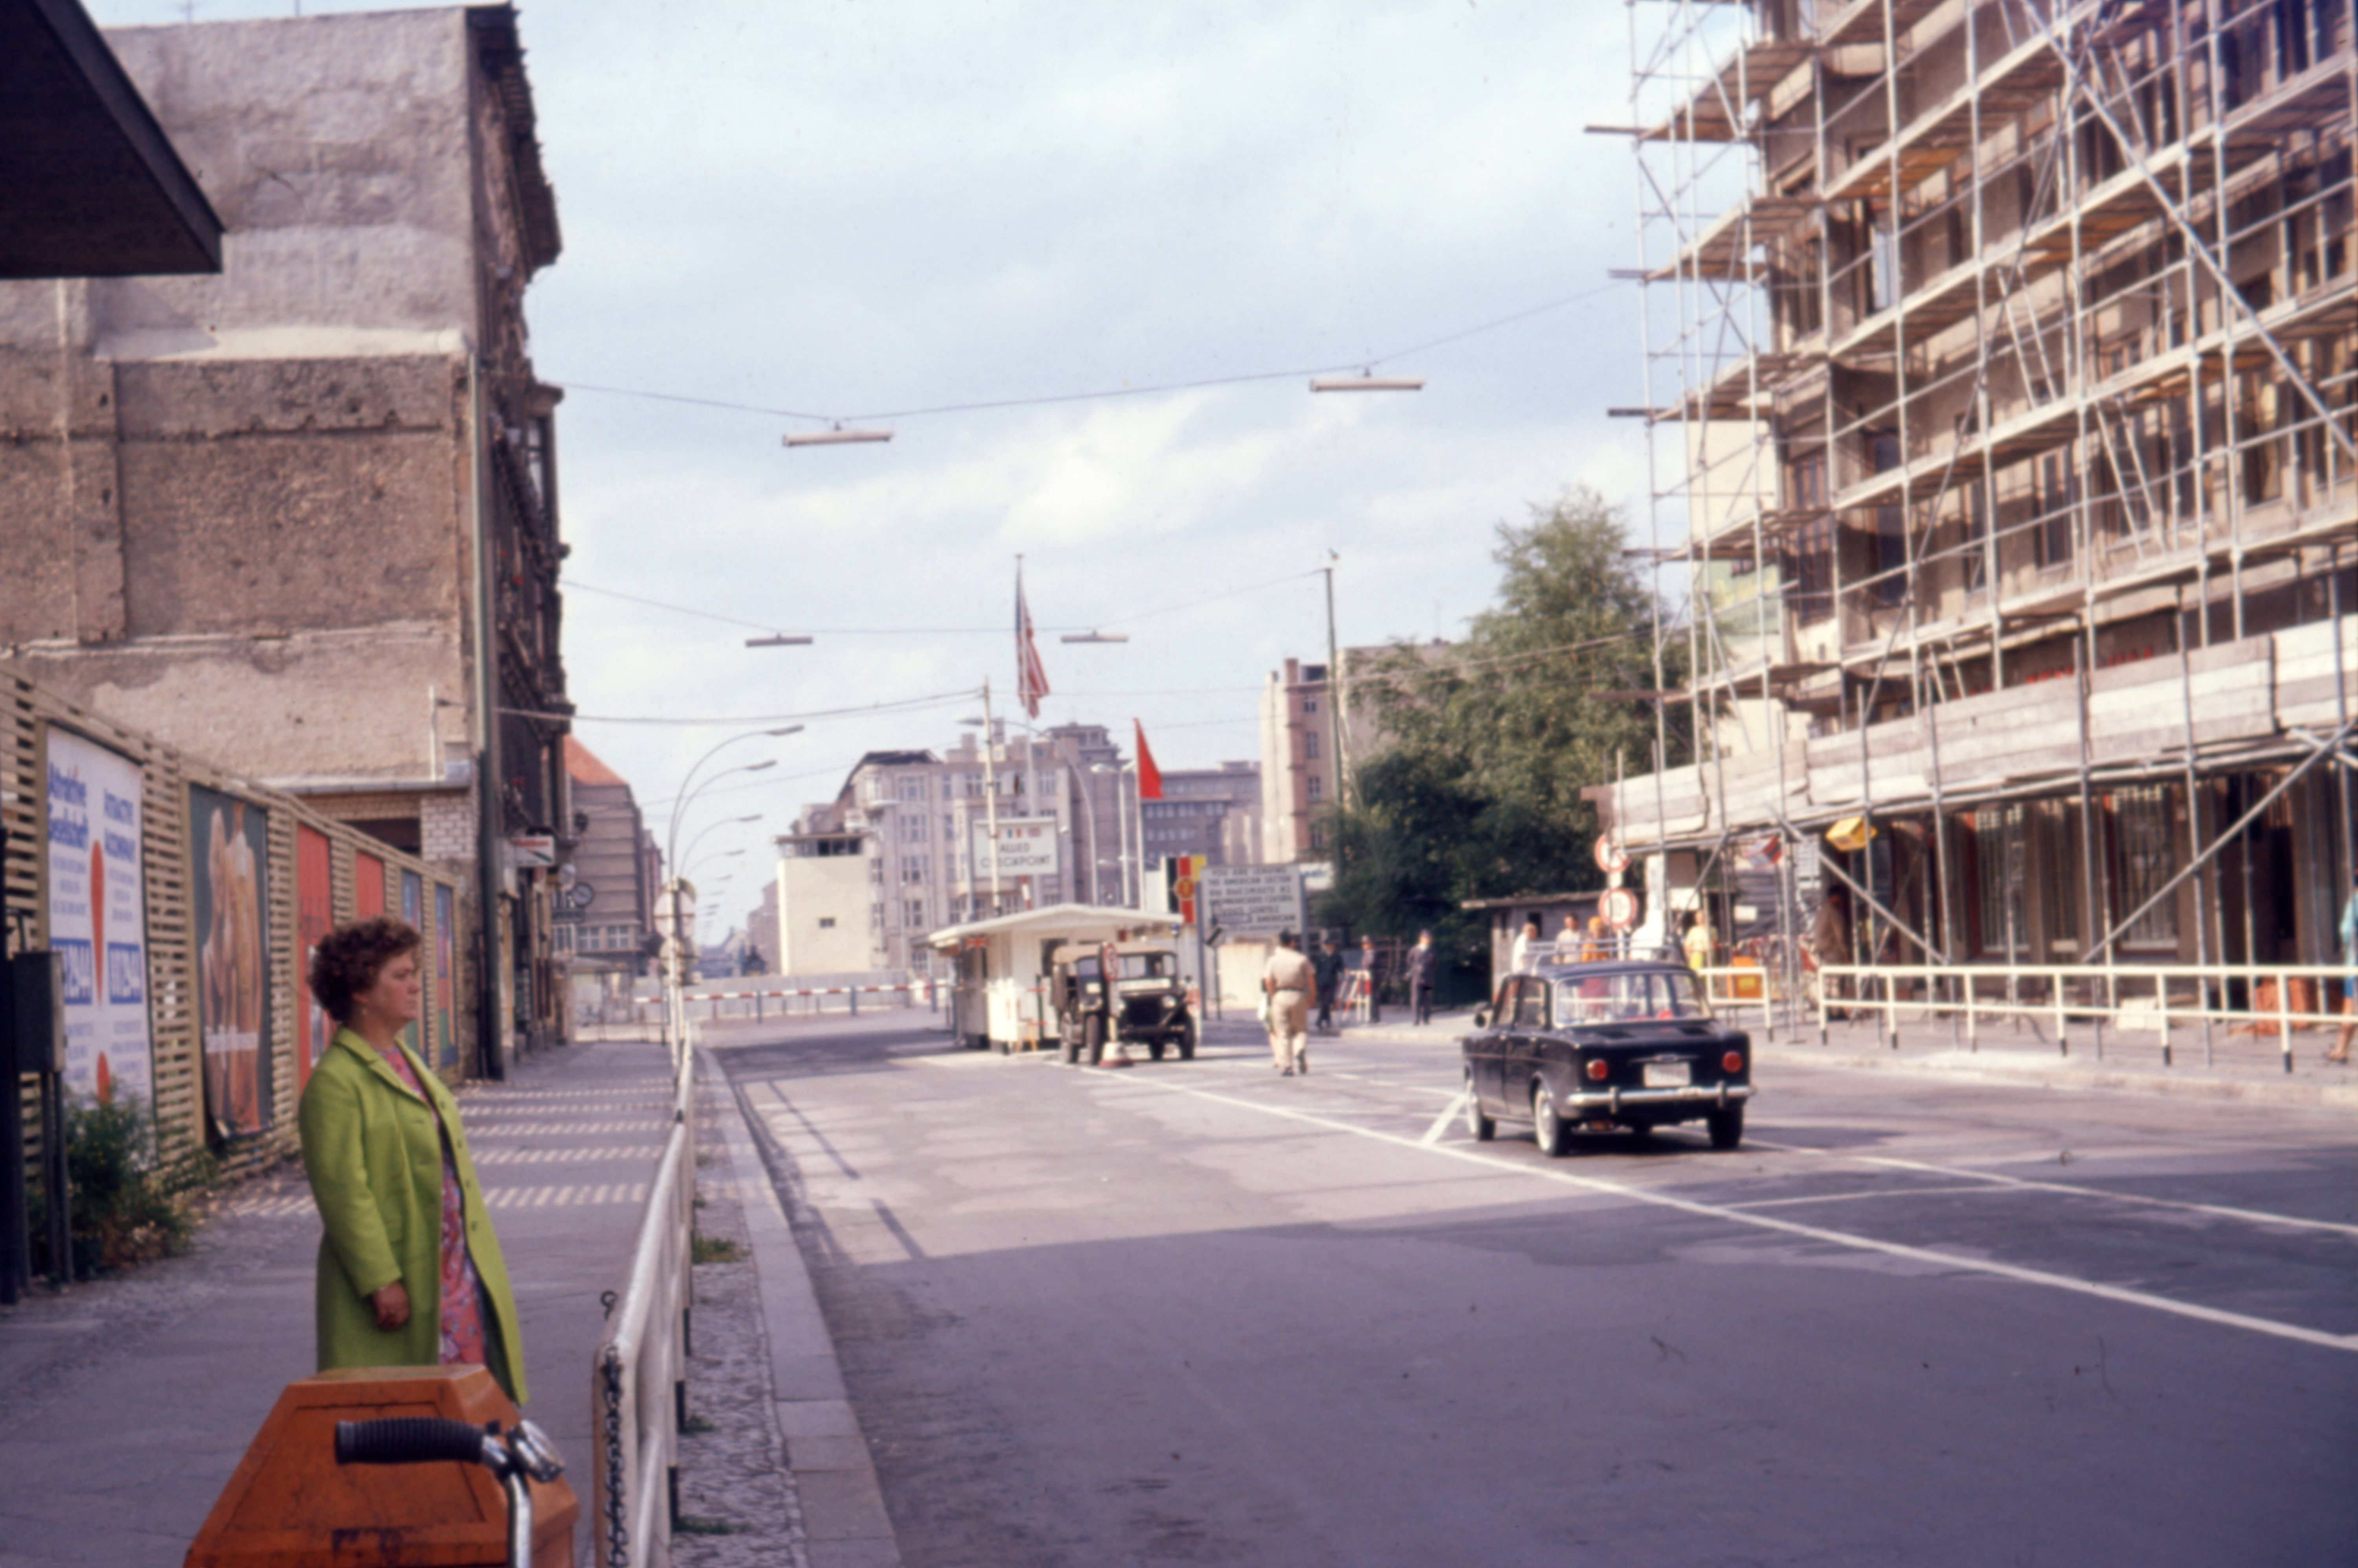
[44,731,152,1109]
[296,824,333,1088]
[434,882,457,1070]
[401,870,424,1061]
[192,786,272,1137]
[354,852,386,918]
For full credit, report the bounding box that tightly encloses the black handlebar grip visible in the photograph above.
[334,1417,491,1467]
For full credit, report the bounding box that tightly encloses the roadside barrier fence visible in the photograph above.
[592,1040,696,1568]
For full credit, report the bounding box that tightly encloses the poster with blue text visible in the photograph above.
[45,730,152,1110]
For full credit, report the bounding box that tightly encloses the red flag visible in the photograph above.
[1134,719,1164,800]
[1016,567,1050,720]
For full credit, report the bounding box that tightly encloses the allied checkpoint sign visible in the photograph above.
[1198,863,1307,938]
[973,817,1060,879]
[44,729,153,1110]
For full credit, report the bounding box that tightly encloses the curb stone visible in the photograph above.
[707,1052,905,1568]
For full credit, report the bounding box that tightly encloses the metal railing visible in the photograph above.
[593,1040,697,1568]
[1813,961,2357,1071]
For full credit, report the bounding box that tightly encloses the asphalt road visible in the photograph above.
[717,1013,2358,1568]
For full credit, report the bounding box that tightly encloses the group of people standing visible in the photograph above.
[1259,930,1439,1075]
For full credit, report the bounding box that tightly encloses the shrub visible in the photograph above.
[28,1096,220,1278]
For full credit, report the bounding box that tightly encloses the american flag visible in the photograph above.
[1016,568,1050,719]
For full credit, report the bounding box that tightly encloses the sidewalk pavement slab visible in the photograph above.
[0,1039,674,1568]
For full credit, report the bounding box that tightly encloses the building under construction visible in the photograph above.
[1597,0,2356,1040]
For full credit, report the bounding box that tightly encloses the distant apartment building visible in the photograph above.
[0,6,572,1066]
[557,737,654,993]
[772,722,1153,973]
[1140,762,1261,867]
[1258,646,1440,862]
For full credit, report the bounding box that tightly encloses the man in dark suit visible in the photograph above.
[1404,930,1437,1026]
[1311,937,1345,1034]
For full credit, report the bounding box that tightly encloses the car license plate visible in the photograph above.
[1642,1061,1691,1088]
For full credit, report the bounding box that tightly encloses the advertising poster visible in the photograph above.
[434,882,457,1070]
[44,730,152,1109]
[401,870,424,1061]
[354,852,386,918]
[296,825,333,1088]
[191,786,272,1137]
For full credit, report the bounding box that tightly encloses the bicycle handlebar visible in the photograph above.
[334,1417,493,1468]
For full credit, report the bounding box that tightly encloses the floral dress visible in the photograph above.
[384,1045,489,1368]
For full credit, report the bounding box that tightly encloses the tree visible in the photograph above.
[1320,487,1686,948]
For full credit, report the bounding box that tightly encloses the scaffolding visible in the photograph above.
[1605,0,2358,1062]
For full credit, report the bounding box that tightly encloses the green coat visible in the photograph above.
[298,1027,527,1403]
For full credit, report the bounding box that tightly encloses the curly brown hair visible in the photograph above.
[308,916,423,1026]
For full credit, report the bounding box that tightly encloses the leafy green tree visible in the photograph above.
[1320,487,1686,955]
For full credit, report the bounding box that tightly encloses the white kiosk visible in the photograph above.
[930,903,1181,1053]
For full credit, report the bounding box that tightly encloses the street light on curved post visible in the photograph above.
[662,722,801,1066]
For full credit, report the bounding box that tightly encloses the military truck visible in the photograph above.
[1048,940,1197,1064]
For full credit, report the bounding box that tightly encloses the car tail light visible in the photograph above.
[1723,1050,1745,1073]
[1585,1058,1609,1081]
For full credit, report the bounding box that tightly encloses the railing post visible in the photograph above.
[2277,970,2293,1073]
[2054,966,2068,1055]
[2156,972,2171,1067]
[1965,972,1978,1052]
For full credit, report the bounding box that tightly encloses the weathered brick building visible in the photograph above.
[0,6,571,1067]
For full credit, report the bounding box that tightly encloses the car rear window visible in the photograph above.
[1553,970,1712,1024]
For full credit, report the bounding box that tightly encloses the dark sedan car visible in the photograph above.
[1460,961,1753,1152]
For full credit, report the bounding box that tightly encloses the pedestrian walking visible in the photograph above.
[2329,868,2358,1063]
[1355,935,1385,1023]
[1510,918,1540,974]
[1405,930,1436,1026]
[1312,938,1345,1035]
[299,916,527,1401]
[1262,930,1315,1075]
[1683,907,1717,974]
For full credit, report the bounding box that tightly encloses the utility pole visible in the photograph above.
[979,679,1003,918]
[1322,557,1349,812]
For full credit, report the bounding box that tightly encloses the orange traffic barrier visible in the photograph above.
[186,1366,577,1568]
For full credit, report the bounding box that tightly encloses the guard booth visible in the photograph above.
[930,904,1181,1053]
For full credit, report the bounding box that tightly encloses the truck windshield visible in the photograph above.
[1552,970,1712,1024]
[1115,953,1174,979]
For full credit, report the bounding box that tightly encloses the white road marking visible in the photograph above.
[1074,1070,2358,1355]
[1421,1092,1469,1146]
[1749,1140,2358,1240]
[1724,1183,2011,1212]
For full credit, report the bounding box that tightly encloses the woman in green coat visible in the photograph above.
[299,916,527,1402]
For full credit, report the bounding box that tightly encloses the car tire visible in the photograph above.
[1463,1069,1495,1141]
[1706,1107,1745,1150]
[1177,1018,1197,1061]
[1533,1083,1571,1158]
[1084,1014,1105,1067]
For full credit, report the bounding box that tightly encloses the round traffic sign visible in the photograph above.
[1600,886,1642,932]
[1594,833,1631,876]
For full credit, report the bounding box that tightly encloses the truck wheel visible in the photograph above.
[1177,1018,1197,1061]
[1148,1038,1166,1062]
[1084,1015,1105,1066]
[1060,1028,1079,1065]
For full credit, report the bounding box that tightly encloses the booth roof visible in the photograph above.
[927,903,1181,947]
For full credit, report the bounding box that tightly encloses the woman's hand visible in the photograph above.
[371,1281,411,1330]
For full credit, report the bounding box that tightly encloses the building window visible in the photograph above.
[898,777,928,803]
[1306,775,1322,802]
[905,898,927,929]
[818,916,837,929]
[1304,733,1320,760]
[904,813,929,841]
[1783,517,1835,625]
[1308,821,1328,851]
[2112,787,2178,949]
[1303,697,1319,714]
[902,855,929,884]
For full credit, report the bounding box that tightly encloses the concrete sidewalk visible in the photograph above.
[0,1038,676,1568]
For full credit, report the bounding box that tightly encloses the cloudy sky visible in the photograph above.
[94,0,1658,930]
